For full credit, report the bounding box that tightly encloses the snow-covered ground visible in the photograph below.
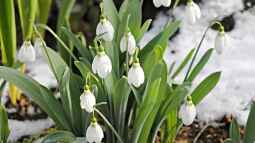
[3,0,255,141]
[141,0,255,125]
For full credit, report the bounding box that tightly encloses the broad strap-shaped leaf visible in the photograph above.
[59,68,86,136]
[136,19,152,42]
[229,118,241,143]
[140,20,180,62]
[243,101,255,143]
[119,0,142,38]
[103,0,119,29]
[0,0,16,66]
[131,78,162,143]
[172,48,195,78]
[191,72,221,105]
[0,67,71,131]
[61,27,92,62]
[187,48,214,82]
[42,131,76,143]
[112,77,131,138]
[0,105,9,143]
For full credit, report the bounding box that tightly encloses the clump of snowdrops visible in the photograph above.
[0,0,238,142]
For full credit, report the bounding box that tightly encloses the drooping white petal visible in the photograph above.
[120,32,136,55]
[162,0,171,7]
[86,122,104,143]
[128,63,145,87]
[92,53,112,78]
[186,3,196,24]
[215,32,227,54]
[153,0,162,8]
[96,19,114,42]
[193,2,201,19]
[18,41,36,63]
[80,90,96,113]
[179,102,196,125]
[186,2,201,24]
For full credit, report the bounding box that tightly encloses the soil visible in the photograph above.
[5,95,48,121]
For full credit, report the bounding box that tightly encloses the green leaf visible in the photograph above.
[37,0,52,36]
[61,27,92,62]
[191,72,221,105]
[112,77,131,137]
[243,101,255,143]
[229,118,241,143]
[187,48,214,82]
[103,0,119,29]
[131,78,162,143]
[140,20,180,62]
[0,0,16,66]
[42,131,76,143]
[136,19,152,42]
[224,139,234,143]
[0,66,71,131]
[119,0,142,38]
[172,48,195,78]
[0,105,9,143]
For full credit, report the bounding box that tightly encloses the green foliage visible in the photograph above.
[0,0,222,142]
[0,105,9,143]
[0,0,16,66]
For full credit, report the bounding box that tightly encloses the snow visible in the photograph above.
[8,118,54,142]
[140,0,255,125]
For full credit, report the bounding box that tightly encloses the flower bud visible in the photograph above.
[80,89,96,113]
[92,52,112,78]
[179,97,196,125]
[96,18,114,42]
[86,120,104,143]
[18,41,36,63]
[120,32,136,55]
[128,62,145,87]
[153,0,171,8]
[186,1,201,24]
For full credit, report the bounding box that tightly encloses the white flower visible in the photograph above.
[96,18,114,41]
[128,62,145,87]
[92,52,112,78]
[215,31,229,54]
[80,89,96,113]
[179,100,196,125]
[185,1,201,24]
[17,41,36,63]
[153,0,171,8]
[86,122,104,143]
[34,38,44,56]
[120,32,136,55]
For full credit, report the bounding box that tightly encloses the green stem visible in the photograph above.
[25,0,37,40]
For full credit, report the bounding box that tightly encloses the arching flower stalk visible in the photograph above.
[92,44,112,78]
[185,0,201,24]
[17,41,36,63]
[80,85,96,113]
[179,96,196,126]
[153,0,172,8]
[86,117,104,143]
[120,31,136,55]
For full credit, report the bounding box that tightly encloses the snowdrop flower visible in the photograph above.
[80,87,96,113]
[179,96,196,125]
[120,32,136,55]
[86,119,104,143]
[92,51,112,78]
[128,61,145,87]
[96,18,114,42]
[153,0,171,8]
[215,30,229,55]
[185,0,201,24]
[18,41,36,63]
